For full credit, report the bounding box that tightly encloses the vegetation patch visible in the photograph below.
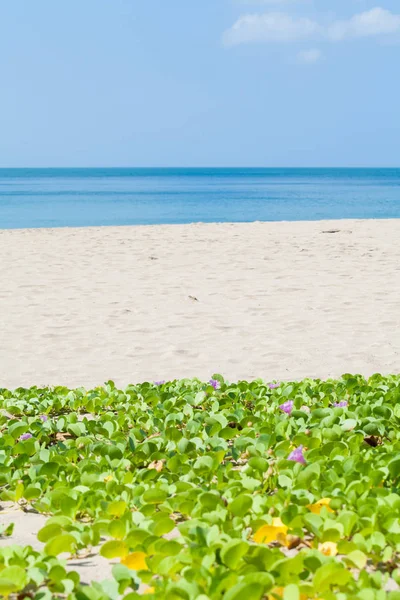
[1,374,400,599]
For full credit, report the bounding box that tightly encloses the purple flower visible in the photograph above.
[269,382,281,389]
[39,415,48,422]
[209,379,220,390]
[154,380,165,386]
[288,445,306,464]
[19,433,33,441]
[333,401,348,408]
[279,400,294,415]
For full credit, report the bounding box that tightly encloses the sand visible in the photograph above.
[1,219,400,389]
[1,218,400,587]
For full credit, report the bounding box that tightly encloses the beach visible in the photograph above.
[2,1,399,594]
[1,219,399,389]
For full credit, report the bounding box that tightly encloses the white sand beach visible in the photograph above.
[1,219,399,389]
[1,218,400,588]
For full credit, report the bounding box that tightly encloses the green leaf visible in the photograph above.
[15,481,24,502]
[7,422,29,439]
[296,463,320,488]
[337,511,358,537]
[223,582,265,600]
[342,418,357,431]
[44,533,77,556]
[241,572,274,590]
[193,456,214,471]
[107,500,127,517]
[388,456,400,477]
[322,522,344,543]
[112,563,135,582]
[303,513,323,537]
[283,584,300,600]
[150,516,176,537]
[142,488,168,504]
[313,562,351,592]
[0,566,27,591]
[278,474,292,489]
[248,457,269,472]
[228,494,253,517]
[68,422,87,437]
[0,522,14,537]
[220,540,249,569]
[108,519,127,539]
[23,485,42,500]
[345,550,367,569]
[199,492,221,509]
[0,579,19,596]
[48,565,67,584]
[40,462,60,476]
[100,540,128,559]
[37,523,63,543]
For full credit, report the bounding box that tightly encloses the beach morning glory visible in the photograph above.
[154,380,165,386]
[288,445,306,464]
[319,541,338,557]
[19,433,33,441]
[333,401,348,408]
[39,415,48,422]
[279,400,294,415]
[269,383,280,389]
[253,517,288,545]
[209,379,220,390]
[308,498,334,515]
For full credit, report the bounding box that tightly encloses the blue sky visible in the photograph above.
[0,0,399,167]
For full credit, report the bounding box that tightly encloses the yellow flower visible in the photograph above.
[268,588,320,600]
[253,517,288,545]
[268,587,284,599]
[104,475,113,482]
[143,587,155,595]
[307,498,334,514]
[121,551,149,570]
[318,541,338,556]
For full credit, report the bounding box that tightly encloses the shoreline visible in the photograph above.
[1,216,400,233]
[1,219,400,389]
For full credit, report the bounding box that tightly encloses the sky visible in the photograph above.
[0,0,399,167]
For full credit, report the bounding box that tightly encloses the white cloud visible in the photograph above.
[328,7,400,41]
[223,12,321,46]
[223,7,400,46]
[297,48,322,63]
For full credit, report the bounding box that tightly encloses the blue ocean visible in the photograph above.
[0,168,399,229]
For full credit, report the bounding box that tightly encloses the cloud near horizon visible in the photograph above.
[223,7,400,46]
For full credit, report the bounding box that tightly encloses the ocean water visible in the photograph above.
[0,168,399,229]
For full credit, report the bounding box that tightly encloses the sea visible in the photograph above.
[0,167,399,229]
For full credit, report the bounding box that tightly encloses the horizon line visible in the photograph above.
[0,166,399,170]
